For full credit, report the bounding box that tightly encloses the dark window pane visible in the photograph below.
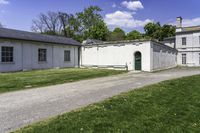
[182,37,186,45]
[64,50,71,61]
[38,49,47,62]
[1,46,14,62]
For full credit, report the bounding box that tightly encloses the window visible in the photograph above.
[182,54,186,65]
[182,37,186,45]
[38,49,47,62]
[199,53,200,65]
[64,50,71,61]
[1,46,13,63]
[199,36,200,45]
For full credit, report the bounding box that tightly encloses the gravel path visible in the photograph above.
[0,68,200,133]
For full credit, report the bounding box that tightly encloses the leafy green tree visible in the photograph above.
[126,30,142,40]
[108,28,126,41]
[89,21,109,41]
[144,22,161,40]
[144,22,175,41]
[160,24,176,40]
[77,6,105,40]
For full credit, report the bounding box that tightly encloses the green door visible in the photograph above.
[135,52,141,70]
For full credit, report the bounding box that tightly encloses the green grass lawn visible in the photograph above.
[14,75,200,133]
[0,68,126,93]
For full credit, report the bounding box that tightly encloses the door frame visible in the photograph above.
[134,51,142,71]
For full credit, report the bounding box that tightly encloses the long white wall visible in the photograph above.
[0,39,79,72]
[81,41,177,72]
[151,42,177,71]
[81,41,152,71]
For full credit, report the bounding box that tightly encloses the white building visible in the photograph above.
[81,40,177,72]
[1,17,199,73]
[176,17,200,66]
[0,28,81,72]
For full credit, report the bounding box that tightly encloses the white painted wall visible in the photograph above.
[0,39,79,72]
[81,41,152,71]
[176,32,200,66]
[81,41,177,72]
[151,42,177,71]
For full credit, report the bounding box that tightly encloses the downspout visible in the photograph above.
[22,42,23,71]
[74,46,76,67]
[78,46,81,68]
[52,44,54,68]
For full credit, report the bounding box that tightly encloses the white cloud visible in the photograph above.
[122,1,144,10]
[170,17,200,27]
[182,18,200,27]
[112,3,117,8]
[0,0,9,5]
[104,11,152,29]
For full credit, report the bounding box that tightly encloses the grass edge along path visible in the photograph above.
[0,68,126,93]
[14,74,200,133]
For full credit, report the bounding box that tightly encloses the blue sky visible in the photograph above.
[0,0,200,32]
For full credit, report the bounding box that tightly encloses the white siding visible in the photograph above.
[81,41,151,71]
[0,39,79,72]
[176,32,200,66]
[151,42,177,71]
[81,41,176,72]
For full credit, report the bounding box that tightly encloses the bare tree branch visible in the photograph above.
[31,11,61,35]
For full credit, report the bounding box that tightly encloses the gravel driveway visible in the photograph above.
[0,68,200,133]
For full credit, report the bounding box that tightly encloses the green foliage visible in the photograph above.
[144,22,175,41]
[160,24,176,40]
[108,28,126,41]
[0,69,125,93]
[32,8,175,42]
[89,21,109,41]
[77,6,103,31]
[15,75,200,132]
[126,30,142,40]
[32,6,109,42]
[144,22,162,40]
[76,6,109,41]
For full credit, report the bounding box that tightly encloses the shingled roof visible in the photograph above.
[0,28,81,46]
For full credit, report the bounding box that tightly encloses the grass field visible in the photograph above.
[0,68,126,93]
[14,75,200,133]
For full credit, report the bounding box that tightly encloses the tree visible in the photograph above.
[144,22,175,41]
[58,12,80,38]
[89,21,109,41]
[31,6,109,42]
[32,11,61,35]
[77,6,105,40]
[144,22,161,40]
[126,30,142,40]
[108,28,126,41]
[160,24,176,40]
